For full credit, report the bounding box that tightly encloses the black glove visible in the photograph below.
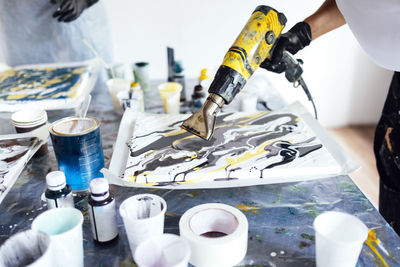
[53,0,99,22]
[260,22,312,73]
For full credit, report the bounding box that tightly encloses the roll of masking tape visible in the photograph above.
[179,203,248,267]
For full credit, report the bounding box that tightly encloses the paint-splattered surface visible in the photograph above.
[0,83,399,266]
[0,61,98,111]
[123,109,342,188]
[0,66,87,101]
[0,137,41,204]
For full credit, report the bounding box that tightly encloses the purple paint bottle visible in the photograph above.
[45,171,74,209]
[88,178,118,243]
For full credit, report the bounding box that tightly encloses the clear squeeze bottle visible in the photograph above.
[45,171,74,209]
[88,178,119,243]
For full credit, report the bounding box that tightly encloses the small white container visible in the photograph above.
[32,208,84,267]
[313,211,368,267]
[88,178,119,243]
[119,194,167,257]
[134,234,191,267]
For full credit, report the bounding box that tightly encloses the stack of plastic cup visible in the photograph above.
[313,211,368,267]
[11,108,48,157]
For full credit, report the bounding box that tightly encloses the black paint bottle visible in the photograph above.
[88,178,118,243]
[45,171,74,209]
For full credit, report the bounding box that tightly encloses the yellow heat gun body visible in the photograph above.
[182,6,287,140]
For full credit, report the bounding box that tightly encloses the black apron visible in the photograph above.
[374,71,400,236]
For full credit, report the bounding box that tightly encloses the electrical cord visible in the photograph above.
[296,78,318,120]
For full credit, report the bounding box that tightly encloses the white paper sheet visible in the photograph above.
[106,102,358,189]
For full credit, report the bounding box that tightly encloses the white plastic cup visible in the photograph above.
[31,208,84,267]
[313,211,368,267]
[119,194,167,257]
[0,230,53,267]
[158,82,183,114]
[106,78,131,113]
[134,234,190,267]
[133,62,150,92]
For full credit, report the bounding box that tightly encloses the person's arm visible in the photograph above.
[260,0,346,72]
[305,0,346,40]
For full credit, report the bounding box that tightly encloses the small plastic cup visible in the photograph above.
[134,234,191,267]
[313,211,368,267]
[32,208,84,267]
[106,78,131,113]
[119,194,167,257]
[133,62,150,92]
[117,90,143,112]
[0,230,53,267]
[11,108,49,157]
[158,82,182,114]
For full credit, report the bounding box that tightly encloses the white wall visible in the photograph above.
[104,0,393,127]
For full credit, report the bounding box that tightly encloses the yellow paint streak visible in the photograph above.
[164,129,187,137]
[6,94,28,100]
[236,204,260,214]
[210,138,278,174]
[235,112,266,124]
[171,135,198,147]
[365,229,389,267]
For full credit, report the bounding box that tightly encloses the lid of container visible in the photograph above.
[130,82,141,91]
[46,171,66,191]
[90,178,109,195]
[199,69,209,81]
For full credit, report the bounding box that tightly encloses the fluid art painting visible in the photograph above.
[0,60,99,111]
[0,137,41,204]
[118,103,353,189]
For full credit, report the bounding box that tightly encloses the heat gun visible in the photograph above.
[181,5,315,140]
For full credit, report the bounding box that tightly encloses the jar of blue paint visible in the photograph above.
[49,117,105,191]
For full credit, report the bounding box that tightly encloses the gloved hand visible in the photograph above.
[52,0,99,22]
[260,22,312,73]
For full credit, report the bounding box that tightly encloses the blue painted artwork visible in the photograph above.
[0,66,88,101]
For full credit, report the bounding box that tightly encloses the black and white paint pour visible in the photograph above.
[123,111,341,188]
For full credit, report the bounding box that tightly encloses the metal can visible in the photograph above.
[49,117,105,191]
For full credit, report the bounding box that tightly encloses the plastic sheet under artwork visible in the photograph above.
[0,59,99,112]
[110,102,358,189]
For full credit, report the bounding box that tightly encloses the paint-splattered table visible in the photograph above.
[0,82,399,267]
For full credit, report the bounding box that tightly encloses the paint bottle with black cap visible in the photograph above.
[88,178,118,243]
[45,171,74,209]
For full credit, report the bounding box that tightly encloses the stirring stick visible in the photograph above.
[82,39,116,79]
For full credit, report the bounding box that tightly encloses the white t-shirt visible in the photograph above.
[336,0,400,71]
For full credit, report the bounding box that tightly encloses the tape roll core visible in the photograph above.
[190,208,239,236]
[179,203,248,267]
